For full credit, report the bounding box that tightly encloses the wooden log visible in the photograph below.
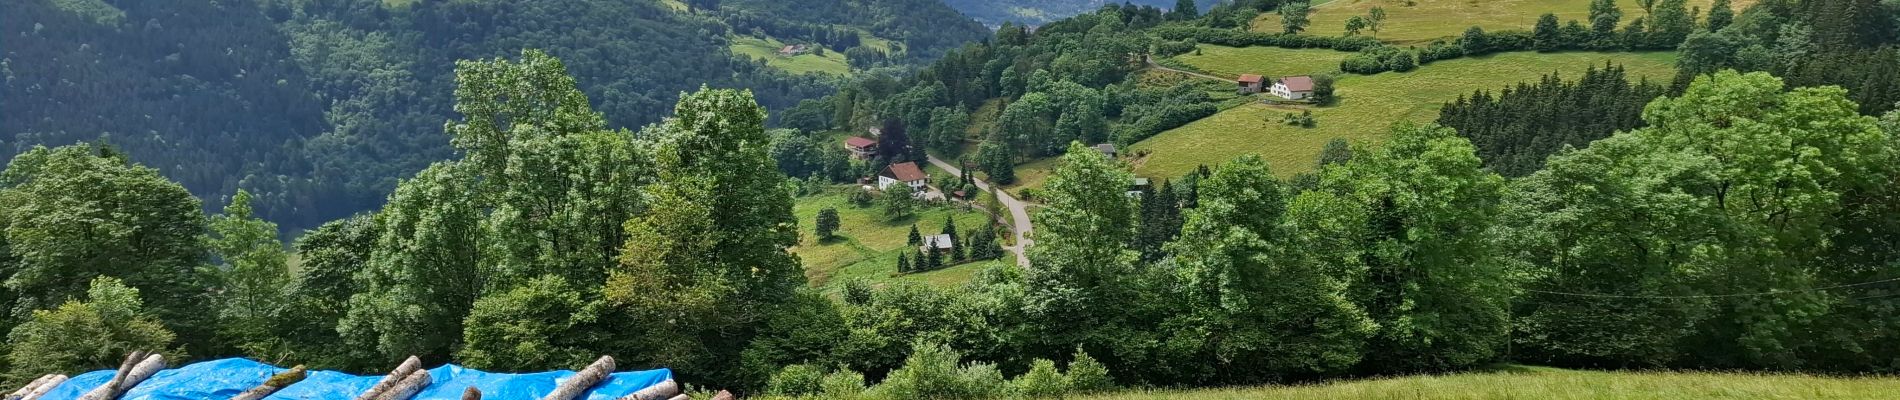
[538,356,615,400]
[354,356,423,400]
[80,352,163,400]
[230,365,308,400]
[614,380,679,400]
[373,370,432,400]
[709,390,735,400]
[461,387,482,400]
[664,395,688,400]
[7,374,55,400]
[18,375,66,400]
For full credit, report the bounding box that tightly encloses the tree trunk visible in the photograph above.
[354,356,424,400]
[539,356,615,400]
[374,370,432,400]
[15,375,65,400]
[614,380,679,400]
[230,365,307,400]
[80,353,163,400]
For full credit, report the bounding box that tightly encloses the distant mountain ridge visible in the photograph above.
[941,0,1218,26]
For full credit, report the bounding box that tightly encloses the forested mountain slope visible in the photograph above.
[0,0,985,232]
[942,0,1216,26]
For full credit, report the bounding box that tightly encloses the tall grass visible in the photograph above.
[1076,365,1900,400]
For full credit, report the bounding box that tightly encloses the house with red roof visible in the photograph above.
[844,136,878,160]
[1237,74,1265,94]
[878,161,929,193]
[1271,76,1315,100]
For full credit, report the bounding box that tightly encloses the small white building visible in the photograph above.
[878,161,929,193]
[1271,76,1315,100]
[919,233,955,254]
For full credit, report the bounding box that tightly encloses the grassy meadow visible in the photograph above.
[790,189,1000,289]
[1168,45,1355,79]
[1077,365,1900,400]
[729,35,851,76]
[1129,50,1677,180]
[1258,0,1749,45]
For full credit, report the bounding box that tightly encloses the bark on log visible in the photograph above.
[539,356,615,400]
[354,356,423,400]
[80,351,145,400]
[614,380,679,400]
[461,387,482,400]
[7,374,54,400]
[664,395,688,400]
[373,370,432,400]
[709,390,735,400]
[17,375,66,400]
[230,365,308,400]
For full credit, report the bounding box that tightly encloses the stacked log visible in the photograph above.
[374,369,433,400]
[354,356,423,400]
[615,380,679,400]
[230,365,308,400]
[8,374,67,400]
[79,352,164,400]
[539,356,615,400]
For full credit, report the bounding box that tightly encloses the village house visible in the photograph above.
[844,136,878,160]
[1271,76,1315,100]
[1126,177,1151,198]
[1237,74,1265,94]
[919,233,955,254]
[777,44,809,56]
[1093,143,1118,158]
[879,161,929,193]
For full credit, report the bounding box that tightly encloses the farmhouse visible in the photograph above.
[879,161,929,193]
[1237,74,1265,94]
[1093,143,1118,158]
[844,136,878,160]
[1271,76,1315,100]
[777,44,809,56]
[919,233,955,254]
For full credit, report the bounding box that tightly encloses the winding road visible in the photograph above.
[926,155,1032,267]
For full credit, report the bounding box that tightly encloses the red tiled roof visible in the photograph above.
[884,162,927,182]
[1237,74,1264,84]
[845,136,877,148]
[1279,76,1315,92]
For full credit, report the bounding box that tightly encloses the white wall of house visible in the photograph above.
[1271,83,1310,100]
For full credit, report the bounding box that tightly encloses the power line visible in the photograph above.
[1521,276,1900,299]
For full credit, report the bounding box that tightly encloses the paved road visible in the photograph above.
[926,155,1032,267]
[1145,55,1228,82]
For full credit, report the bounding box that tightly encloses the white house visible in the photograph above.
[878,161,929,193]
[1271,76,1315,100]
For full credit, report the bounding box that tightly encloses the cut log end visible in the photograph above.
[462,387,483,400]
[354,356,425,400]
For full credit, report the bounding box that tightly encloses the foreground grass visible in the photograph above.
[1077,366,1900,400]
[1264,0,1747,45]
[1132,50,1676,180]
[790,189,998,288]
[729,35,851,76]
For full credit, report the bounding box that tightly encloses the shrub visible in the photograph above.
[5,277,179,381]
[820,369,869,399]
[874,342,998,400]
[1012,358,1069,398]
[768,364,828,396]
[1067,349,1115,394]
[1341,45,1417,74]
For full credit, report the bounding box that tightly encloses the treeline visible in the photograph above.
[1675,0,1900,114]
[720,0,990,62]
[1,52,811,389]
[1438,63,1665,177]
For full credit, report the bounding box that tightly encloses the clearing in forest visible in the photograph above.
[790,190,1000,289]
[1130,50,1677,180]
[729,35,853,76]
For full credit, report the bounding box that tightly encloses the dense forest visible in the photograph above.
[1,0,1898,399]
[0,0,987,233]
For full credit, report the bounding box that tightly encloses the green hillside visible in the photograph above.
[1266,0,1750,44]
[1130,50,1677,180]
[790,189,999,288]
[730,36,853,76]
[1079,365,1900,400]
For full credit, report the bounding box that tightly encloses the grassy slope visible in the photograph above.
[1130,50,1675,180]
[729,35,852,76]
[1260,0,1749,45]
[790,189,999,289]
[1169,45,1354,78]
[1079,365,1900,399]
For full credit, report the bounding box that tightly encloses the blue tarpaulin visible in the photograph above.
[31,358,672,400]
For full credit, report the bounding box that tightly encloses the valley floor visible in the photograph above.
[1077,365,1900,400]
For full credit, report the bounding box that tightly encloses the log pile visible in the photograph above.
[616,380,681,400]
[78,352,165,400]
[230,365,308,400]
[6,374,67,400]
[354,356,424,400]
[540,356,615,400]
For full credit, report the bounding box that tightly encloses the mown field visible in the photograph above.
[1258,0,1747,45]
[729,35,852,76]
[1168,45,1354,78]
[1078,365,1900,400]
[1129,49,1677,180]
[790,189,1002,289]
